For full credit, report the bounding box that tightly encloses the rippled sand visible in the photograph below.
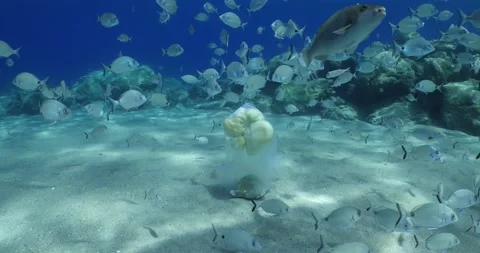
[0,107,479,253]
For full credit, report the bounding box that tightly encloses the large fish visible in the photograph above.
[302,4,386,67]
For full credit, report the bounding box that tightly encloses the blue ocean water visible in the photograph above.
[0,0,476,92]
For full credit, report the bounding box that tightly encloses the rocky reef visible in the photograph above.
[1,39,480,135]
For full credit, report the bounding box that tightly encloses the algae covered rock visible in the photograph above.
[441,80,480,135]
[423,52,455,83]
[367,102,431,126]
[322,104,359,121]
[271,79,331,113]
[72,65,160,104]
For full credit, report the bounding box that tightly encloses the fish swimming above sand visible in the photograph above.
[302,4,386,67]
[84,125,107,139]
[211,224,262,252]
[109,89,147,111]
[13,72,49,91]
[84,101,107,118]
[258,199,289,217]
[40,100,71,122]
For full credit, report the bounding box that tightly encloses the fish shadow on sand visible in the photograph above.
[190,178,231,200]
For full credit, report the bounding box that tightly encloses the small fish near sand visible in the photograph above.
[84,125,108,139]
[193,135,209,145]
[109,89,148,111]
[257,199,290,217]
[39,100,72,123]
[211,224,262,252]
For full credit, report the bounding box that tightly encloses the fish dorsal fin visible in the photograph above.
[333,24,352,35]
[118,51,123,57]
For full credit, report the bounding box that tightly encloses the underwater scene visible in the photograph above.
[1,0,480,252]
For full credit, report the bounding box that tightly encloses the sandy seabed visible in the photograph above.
[0,107,479,253]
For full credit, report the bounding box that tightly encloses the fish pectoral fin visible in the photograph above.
[345,43,359,54]
[332,24,352,35]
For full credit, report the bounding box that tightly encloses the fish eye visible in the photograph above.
[450,214,456,220]
[64,108,69,114]
[401,46,405,50]
[221,235,225,239]
[357,210,361,216]
[359,5,368,11]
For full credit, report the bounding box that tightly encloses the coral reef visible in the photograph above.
[3,37,480,137]
[440,80,480,135]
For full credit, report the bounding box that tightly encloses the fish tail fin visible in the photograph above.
[408,7,416,17]
[84,132,89,139]
[436,183,444,202]
[457,8,467,27]
[302,49,312,68]
[394,203,410,228]
[108,97,119,112]
[247,9,251,15]
[393,40,401,56]
[297,26,306,39]
[241,22,248,30]
[317,234,325,253]
[161,48,166,56]
[388,22,397,35]
[439,31,446,39]
[236,5,241,11]
[40,76,50,86]
[129,36,133,42]
[102,64,111,76]
[13,46,21,58]
[97,14,100,22]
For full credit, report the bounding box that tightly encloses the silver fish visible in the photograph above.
[97,13,119,28]
[409,4,438,19]
[40,100,71,122]
[84,102,106,118]
[103,56,139,75]
[324,205,368,228]
[397,202,458,229]
[425,233,460,251]
[258,199,289,217]
[458,8,480,29]
[437,183,478,209]
[13,72,48,91]
[395,37,434,58]
[162,44,184,57]
[374,207,414,232]
[414,80,440,94]
[212,224,261,252]
[109,89,147,111]
[84,125,108,139]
